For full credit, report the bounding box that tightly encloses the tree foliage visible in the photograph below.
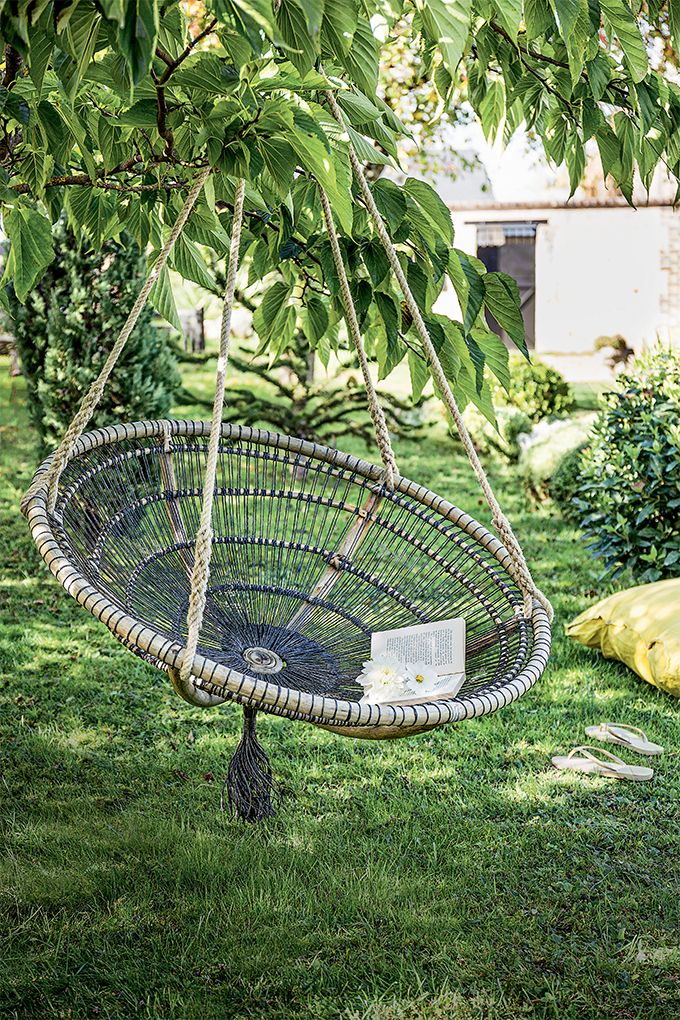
[0,1,678,414]
[7,219,180,445]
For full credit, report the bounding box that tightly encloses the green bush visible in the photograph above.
[575,345,680,582]
[7,220,180,447]
[462,404,532,461]
[519,416,594,501]
[549,442,588,520]
[497,354,575,423]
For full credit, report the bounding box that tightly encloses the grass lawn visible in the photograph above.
[1,362,678,1020]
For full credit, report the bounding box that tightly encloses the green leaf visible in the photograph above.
[595,123,622,180]
[275,0,318,73]
[253,280,294,348]
[322,0,357,56]
[525,0,555,37]
[57,100,97,182]
[2,204,55,303]
[64,187,116,245]
[64,2,102,88]
[479,78,505,142]
[551,0,591,84]
[599,0,648,83]
[565,132,586,198]
[370,179,407,230]
[174,54,240,94]
[118,99,158,128]
[171,235,216,292]
[149,264,182,331]
[362,239,390,287]
[339,15,378,97]
[337,90,383,124]
[289,126,352,232]
[346,125,392,167]
[415,0,472,76]
[302,294,329,343]
[408,349,430,401]
[27,25,55,95]
[403,177,454,244]
[483,272,527,356]
[258,136,296,197]
[20,151,54,197]
[118,0,159,85]
[457,250,486,333]
[671,0,680,55]
[471,327,510,390]
[491,0,523,39]
[586,50,611,102]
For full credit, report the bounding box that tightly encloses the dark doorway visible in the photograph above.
[476,222,537,349]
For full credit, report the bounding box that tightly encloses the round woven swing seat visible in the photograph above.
[26,420,551,738]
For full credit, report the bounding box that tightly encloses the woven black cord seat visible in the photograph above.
[26,420,551,739]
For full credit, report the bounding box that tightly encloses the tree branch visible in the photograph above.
[157,19,218,86]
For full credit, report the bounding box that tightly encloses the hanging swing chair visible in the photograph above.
[22,97,552,821]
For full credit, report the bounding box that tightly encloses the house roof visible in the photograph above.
[448,198,678,211]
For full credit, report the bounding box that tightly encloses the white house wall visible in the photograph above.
[441,205,680,355]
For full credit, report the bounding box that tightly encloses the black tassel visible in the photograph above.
[222,707,278,822]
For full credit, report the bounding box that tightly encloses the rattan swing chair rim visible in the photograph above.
[24,418,552,737]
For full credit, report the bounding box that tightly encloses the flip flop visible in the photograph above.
[585,722,664,757]
[551,746,654,782]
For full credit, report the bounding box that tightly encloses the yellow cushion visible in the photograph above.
[566,579,680,697]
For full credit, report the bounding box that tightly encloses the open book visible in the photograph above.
[369,618,466,705]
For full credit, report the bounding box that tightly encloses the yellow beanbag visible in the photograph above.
[566,579,680,697]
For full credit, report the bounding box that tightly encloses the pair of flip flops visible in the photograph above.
[552,723,664,782]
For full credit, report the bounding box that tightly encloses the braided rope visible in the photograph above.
[180,178,246,684]
[21,166,212,516]
[325,88,552,620]
[317,184,398,490]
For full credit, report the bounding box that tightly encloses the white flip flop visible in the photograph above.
[551,746,654,782]
[585,722,664,757]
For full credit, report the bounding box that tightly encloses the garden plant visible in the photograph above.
[1,2,680,1017]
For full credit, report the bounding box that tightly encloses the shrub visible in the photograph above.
[549,442,588,520]
[574,346,680,582]
[496,354,575,423]
[462,404,532,461]
[7,220,180,447]
[519,416,594,501]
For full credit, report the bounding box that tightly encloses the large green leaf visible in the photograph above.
[171,235,216,292]
[2,204,55,302]
[258,136,297,197]
[288,126,353,232]
[599,0,648,83]
[551,0,591,83]
[20,151,54,197]
[491,0,523,39]
[275,0,318,73]
[339,16,378,97]
[118,1,159,85]
[321,0,357,56]
[483,272,528,356]
[479,79,505,142]
[415,0,472,76]
[403,178,454,244]
[149,264,182,331]
[671,0,680,55]
[174,54,240,94]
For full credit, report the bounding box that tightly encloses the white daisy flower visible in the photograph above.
[404,661,440,694]
[357,653,408,704]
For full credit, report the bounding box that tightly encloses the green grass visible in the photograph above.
[1,366,679,1020]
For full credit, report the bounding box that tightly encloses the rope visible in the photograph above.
[180,178,246,684]
[21,166,212,516]
[317,184,398,490]
[325,88,552,620]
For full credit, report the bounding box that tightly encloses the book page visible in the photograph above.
[371,618,466,675]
